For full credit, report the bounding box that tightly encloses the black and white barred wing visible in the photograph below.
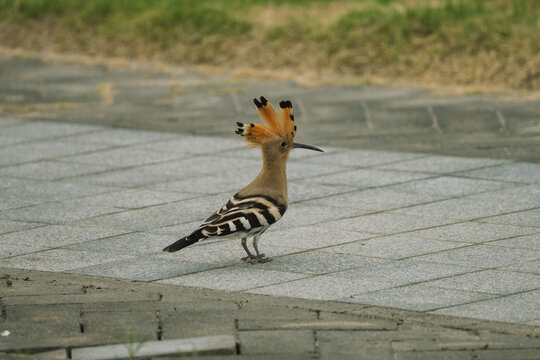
[162,193,286,252]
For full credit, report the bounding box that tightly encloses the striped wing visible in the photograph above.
[197,193,287,238]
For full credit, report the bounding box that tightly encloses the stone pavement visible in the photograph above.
[0,54,539,358]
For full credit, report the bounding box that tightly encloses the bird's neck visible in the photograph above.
[240,147,288,203]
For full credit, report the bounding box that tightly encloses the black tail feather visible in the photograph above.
[162,231,204,252]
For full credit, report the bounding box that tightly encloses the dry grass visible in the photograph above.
[0,0,538,91]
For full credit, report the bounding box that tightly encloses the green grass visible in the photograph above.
[0,0,539,89]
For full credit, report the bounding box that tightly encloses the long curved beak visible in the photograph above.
[292,142,324,152]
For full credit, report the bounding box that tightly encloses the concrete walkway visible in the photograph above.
[1,117,539,325]
[0,54,539,358]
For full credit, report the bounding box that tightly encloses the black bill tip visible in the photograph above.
[292,142,324,152]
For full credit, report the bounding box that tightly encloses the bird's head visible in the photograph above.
[235,96,323,161]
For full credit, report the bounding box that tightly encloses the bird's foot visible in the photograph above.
[241,255,257,262]
[251,254,273,264]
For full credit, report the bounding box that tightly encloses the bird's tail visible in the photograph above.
[162,230,205,252]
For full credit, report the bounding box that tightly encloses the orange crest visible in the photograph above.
[235,96,297,146]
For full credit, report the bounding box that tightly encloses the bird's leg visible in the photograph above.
[252,234,272,263]
[241,237,256,262]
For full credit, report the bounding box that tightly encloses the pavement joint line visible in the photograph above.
[495,109,511,136]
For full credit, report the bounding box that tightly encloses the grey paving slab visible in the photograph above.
[344,284,495,311]
[500,260,540,275]
[66,127,179,146]
[331,259,479,286]
[70,189,194,209]
[0,120,100,141]
[157,266,307,291]
[276,204,370,230]
[386,176,511,197]
[466,184,540,209]
[287,180,356,203]
[0,219,44,235]
[285,162,347,181]
[0,249,133,271]
[300,149,424,168]
[0,140,114,167]
[61,147,185,167]
[309,168,432,188]
[410,221,538,244]
[0,160,113,181]
[140,134,240,155]
[432,290,540,323]
[414,244,540,269]
[246,274,391,301]
[0,118,22,127]
[393,197,536,221]
[65,232,178,255]
[0,225,128,258]
[491,234,540,250]
[458,162,540,184]
[425,270,540,295]
[0,203,123,223]
[302,187,445,211]
[69,256,214,282]
[375,155,510,173]
[326,213,456,235]
[239,251,385,275]
[321,234,466,259]
[480,209,540,227]
[261,225,374,250]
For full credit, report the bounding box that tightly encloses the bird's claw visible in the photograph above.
[241,254,272,264]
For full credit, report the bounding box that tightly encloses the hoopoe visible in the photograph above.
[162,96,323,263]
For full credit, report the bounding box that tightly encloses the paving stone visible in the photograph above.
[0,203,123,223]
[393,197,535,221]
[392,350,475,360]
[287,180,356,203]
[69,256,214,282]
[0,140,113,167]
[67,128,179,146]
[0,120,100,141]
[241,251,385,275]
[303,187,445,211]
[301,149,423,168]
[0,160,112,181]
[286,161,346,181]
[140,135,240,155]
[326,213,455,235]
[239,330,313,356]
[247,275,391,300]
[71,335,236,359]
[332,259,479,287]
[376,155,509,174]
[70,189,194,209]
[500,260,540,275]
[81,310,158,339]
[410,221,538,244]
[459,162,540,184]
[474,349,540,360]
[386,176,510,197]
[317,330,395,360]
[160,310,237,340]
[321,234,466,259]
[0,225,128,258]
[490,234,540,250]
[346,284,495,311]
[149,220,203,235]
[156,266,307,291]
[65,232,177,255]
[261,225,374,250]
[425,270,540,295]
[480,209,540,227]
[414,244,540,269]
[276,204,370,230]
[432,290,540,323]
[310,168,431,188]
[0,249,133,272]
[465,184,540,208]
[63,147,185,167]
[0,219,44,235]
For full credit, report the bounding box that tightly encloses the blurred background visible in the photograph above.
[0,0,539,161]
[1,0,539,90]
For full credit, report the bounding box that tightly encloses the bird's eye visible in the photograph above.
[281,141,287,147]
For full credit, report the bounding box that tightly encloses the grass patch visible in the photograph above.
[0,0,538,89]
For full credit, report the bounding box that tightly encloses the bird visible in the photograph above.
[162,96,323,263]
